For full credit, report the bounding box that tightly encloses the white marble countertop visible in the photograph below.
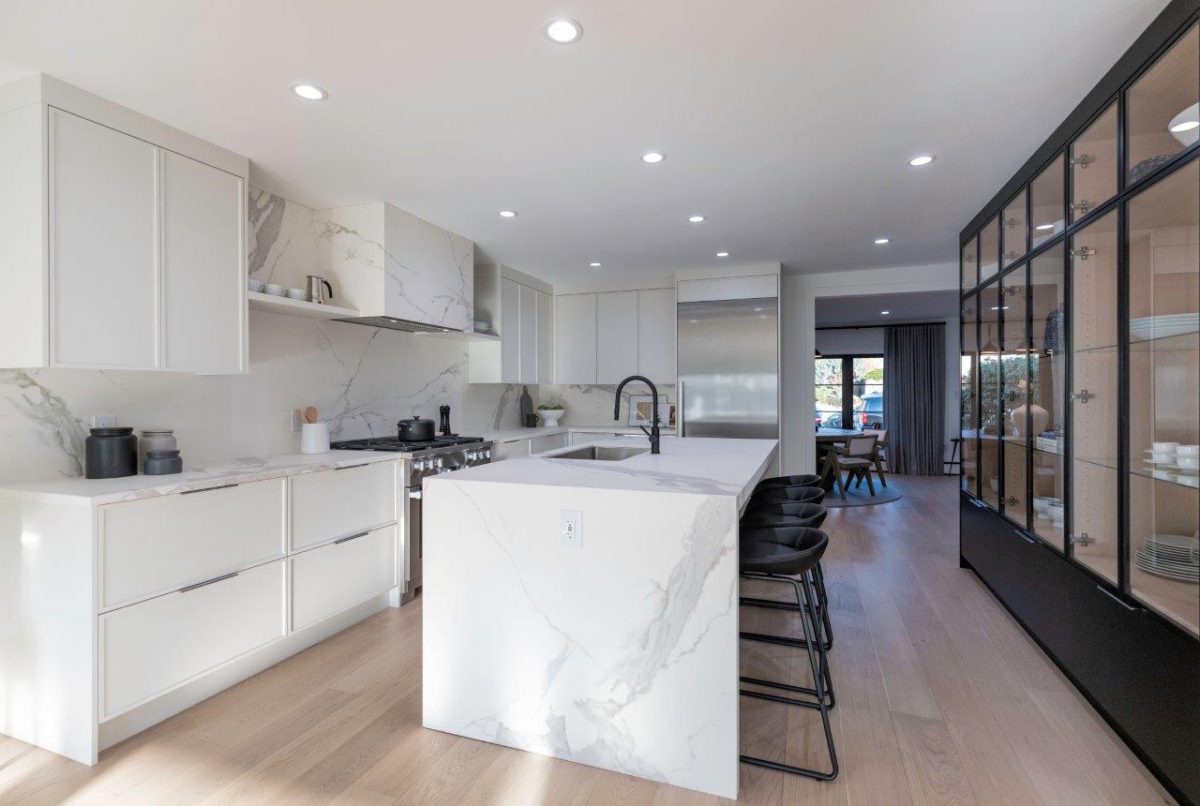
[430,435,776,509]
[482,424,677,443]
[0,450,402,505]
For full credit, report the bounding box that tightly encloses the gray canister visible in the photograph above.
[85,427,138,479]
[139,429,177,469]
[144,450,183,475]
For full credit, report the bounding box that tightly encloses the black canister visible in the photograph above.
[85,427,138,479]
[144,449,183,476]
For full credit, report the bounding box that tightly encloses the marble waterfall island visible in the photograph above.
[422,436,778,799]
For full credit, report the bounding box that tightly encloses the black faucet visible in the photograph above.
[614,375,660,454]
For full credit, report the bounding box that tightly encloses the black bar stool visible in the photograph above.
[750,485,826,505]
[739,525,839,781]
[755,473,822,491]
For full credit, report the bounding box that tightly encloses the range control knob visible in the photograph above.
[414,459,426,472]
[436,457,445,470]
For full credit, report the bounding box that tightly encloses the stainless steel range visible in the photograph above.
[331,435,492,603]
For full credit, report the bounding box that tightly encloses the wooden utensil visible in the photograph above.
[303,406,319,424]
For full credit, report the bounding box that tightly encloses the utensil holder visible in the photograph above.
[301,422,330,454]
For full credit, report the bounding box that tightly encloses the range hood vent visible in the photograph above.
[332,315,461,335]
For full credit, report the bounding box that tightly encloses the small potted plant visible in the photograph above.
[536,400,567,427]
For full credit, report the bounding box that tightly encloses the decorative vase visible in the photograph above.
[539,409,565,427]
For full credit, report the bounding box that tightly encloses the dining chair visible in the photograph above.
[833,434,878,499]
[860,428,888,488]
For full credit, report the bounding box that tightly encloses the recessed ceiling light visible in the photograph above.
[688,215,705,223]
[716,251,730,258]
[1169,120,1199,133]
[908,154,935,167]
[589,261,602,268]
[642,151,665,164]
[881,310,891,315]
[292,83,328,101]
[499,210,518,218]
[874,237,890,245]
[1035,223,1056,231]
[545,18,583,44]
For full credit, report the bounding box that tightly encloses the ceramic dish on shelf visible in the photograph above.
[1135,534,1199,584]
[1130,313,1200,342]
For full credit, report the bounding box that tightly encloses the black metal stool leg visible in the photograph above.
[739,572,835,708]
[740,574,839,781]
[740,564,834,651]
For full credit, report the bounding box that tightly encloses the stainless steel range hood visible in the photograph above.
[332,315,463,335]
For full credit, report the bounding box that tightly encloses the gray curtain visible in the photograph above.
[883,324,945,475]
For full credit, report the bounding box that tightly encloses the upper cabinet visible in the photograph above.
[467,265,552,384]
[1127,23,1199,185]
[318,202,473,332]
[555,289,677,386]
[0,76,248,372]
[1070,103,1118,223]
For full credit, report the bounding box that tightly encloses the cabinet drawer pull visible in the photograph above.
[1096,585,1138,612]
[334,463,371,472]
[180,483,239,496]
[179,571,238,593]
[333,530,370,545]
[1017,531,1036,544]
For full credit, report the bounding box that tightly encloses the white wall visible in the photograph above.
[815,327,885,355]
[781,262,959,474]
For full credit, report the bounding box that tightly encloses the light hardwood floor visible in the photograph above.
[0,476,1175,805]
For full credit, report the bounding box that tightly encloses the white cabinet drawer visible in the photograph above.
[491,439,530,461]
[530,433,569,454]
[100,559,285,719]
[99,479,285,611]
[290,461,397,552]
[291,525,397,631]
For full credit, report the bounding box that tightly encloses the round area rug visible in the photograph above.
[823,483,903,507]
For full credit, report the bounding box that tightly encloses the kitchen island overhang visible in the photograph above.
[422,436,778,799]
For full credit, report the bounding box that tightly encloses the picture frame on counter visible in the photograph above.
[628,395,676,427]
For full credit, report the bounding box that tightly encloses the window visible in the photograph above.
[814,353,885,430]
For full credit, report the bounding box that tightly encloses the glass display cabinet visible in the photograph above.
[957,5,1198,802]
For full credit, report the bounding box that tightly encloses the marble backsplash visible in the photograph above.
[539,384,677,427]
[0,188,521,485]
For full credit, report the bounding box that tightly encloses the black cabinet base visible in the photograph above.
[960,495,1199,806]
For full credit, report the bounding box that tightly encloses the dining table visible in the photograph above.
[814,427,859,490]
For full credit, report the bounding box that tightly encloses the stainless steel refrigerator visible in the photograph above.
[677,296,779,439]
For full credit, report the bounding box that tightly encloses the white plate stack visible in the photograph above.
[1135,533,1199,584]
[1130,313,1200,342]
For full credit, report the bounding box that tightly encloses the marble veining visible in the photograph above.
[422,440,759,797]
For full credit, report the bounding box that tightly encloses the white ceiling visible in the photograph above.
[0,0,1170,286]
[816,290,960,327]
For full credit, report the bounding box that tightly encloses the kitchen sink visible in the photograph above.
[551,445,650,461]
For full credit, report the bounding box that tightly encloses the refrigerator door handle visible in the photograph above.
[678,379,686,438]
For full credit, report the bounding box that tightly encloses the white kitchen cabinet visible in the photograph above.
[50,109,158,369]
[290,461,397,552]
[0,76,249,373]
[161,151,245,372]
[99,478,286,611]
[100,559,286,719]
[291,525,397,631]
[555,293,598,384]
[0,454,402,764]
[597,291,639,384]
[537,290,554,384]
[500,277,521,381]
[519,284,538,384]
[469,266,553,384]
[637,288,676,383]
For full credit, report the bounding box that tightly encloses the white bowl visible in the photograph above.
[286,288,306,300]
[1177,456,1200,470]
[1150,453,1176,463]
[1176,445,1200,457]
[248,278,265,293]
[265,284,285,296]
[1152,441,1179,453]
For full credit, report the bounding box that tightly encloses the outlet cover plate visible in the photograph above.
[91,415,118,428]
[561,509,582,549]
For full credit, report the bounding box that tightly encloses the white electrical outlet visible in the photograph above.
[561,509,582,548]
[91,415,118,428]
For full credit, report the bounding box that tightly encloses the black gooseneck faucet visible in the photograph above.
[614,375,660,454]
